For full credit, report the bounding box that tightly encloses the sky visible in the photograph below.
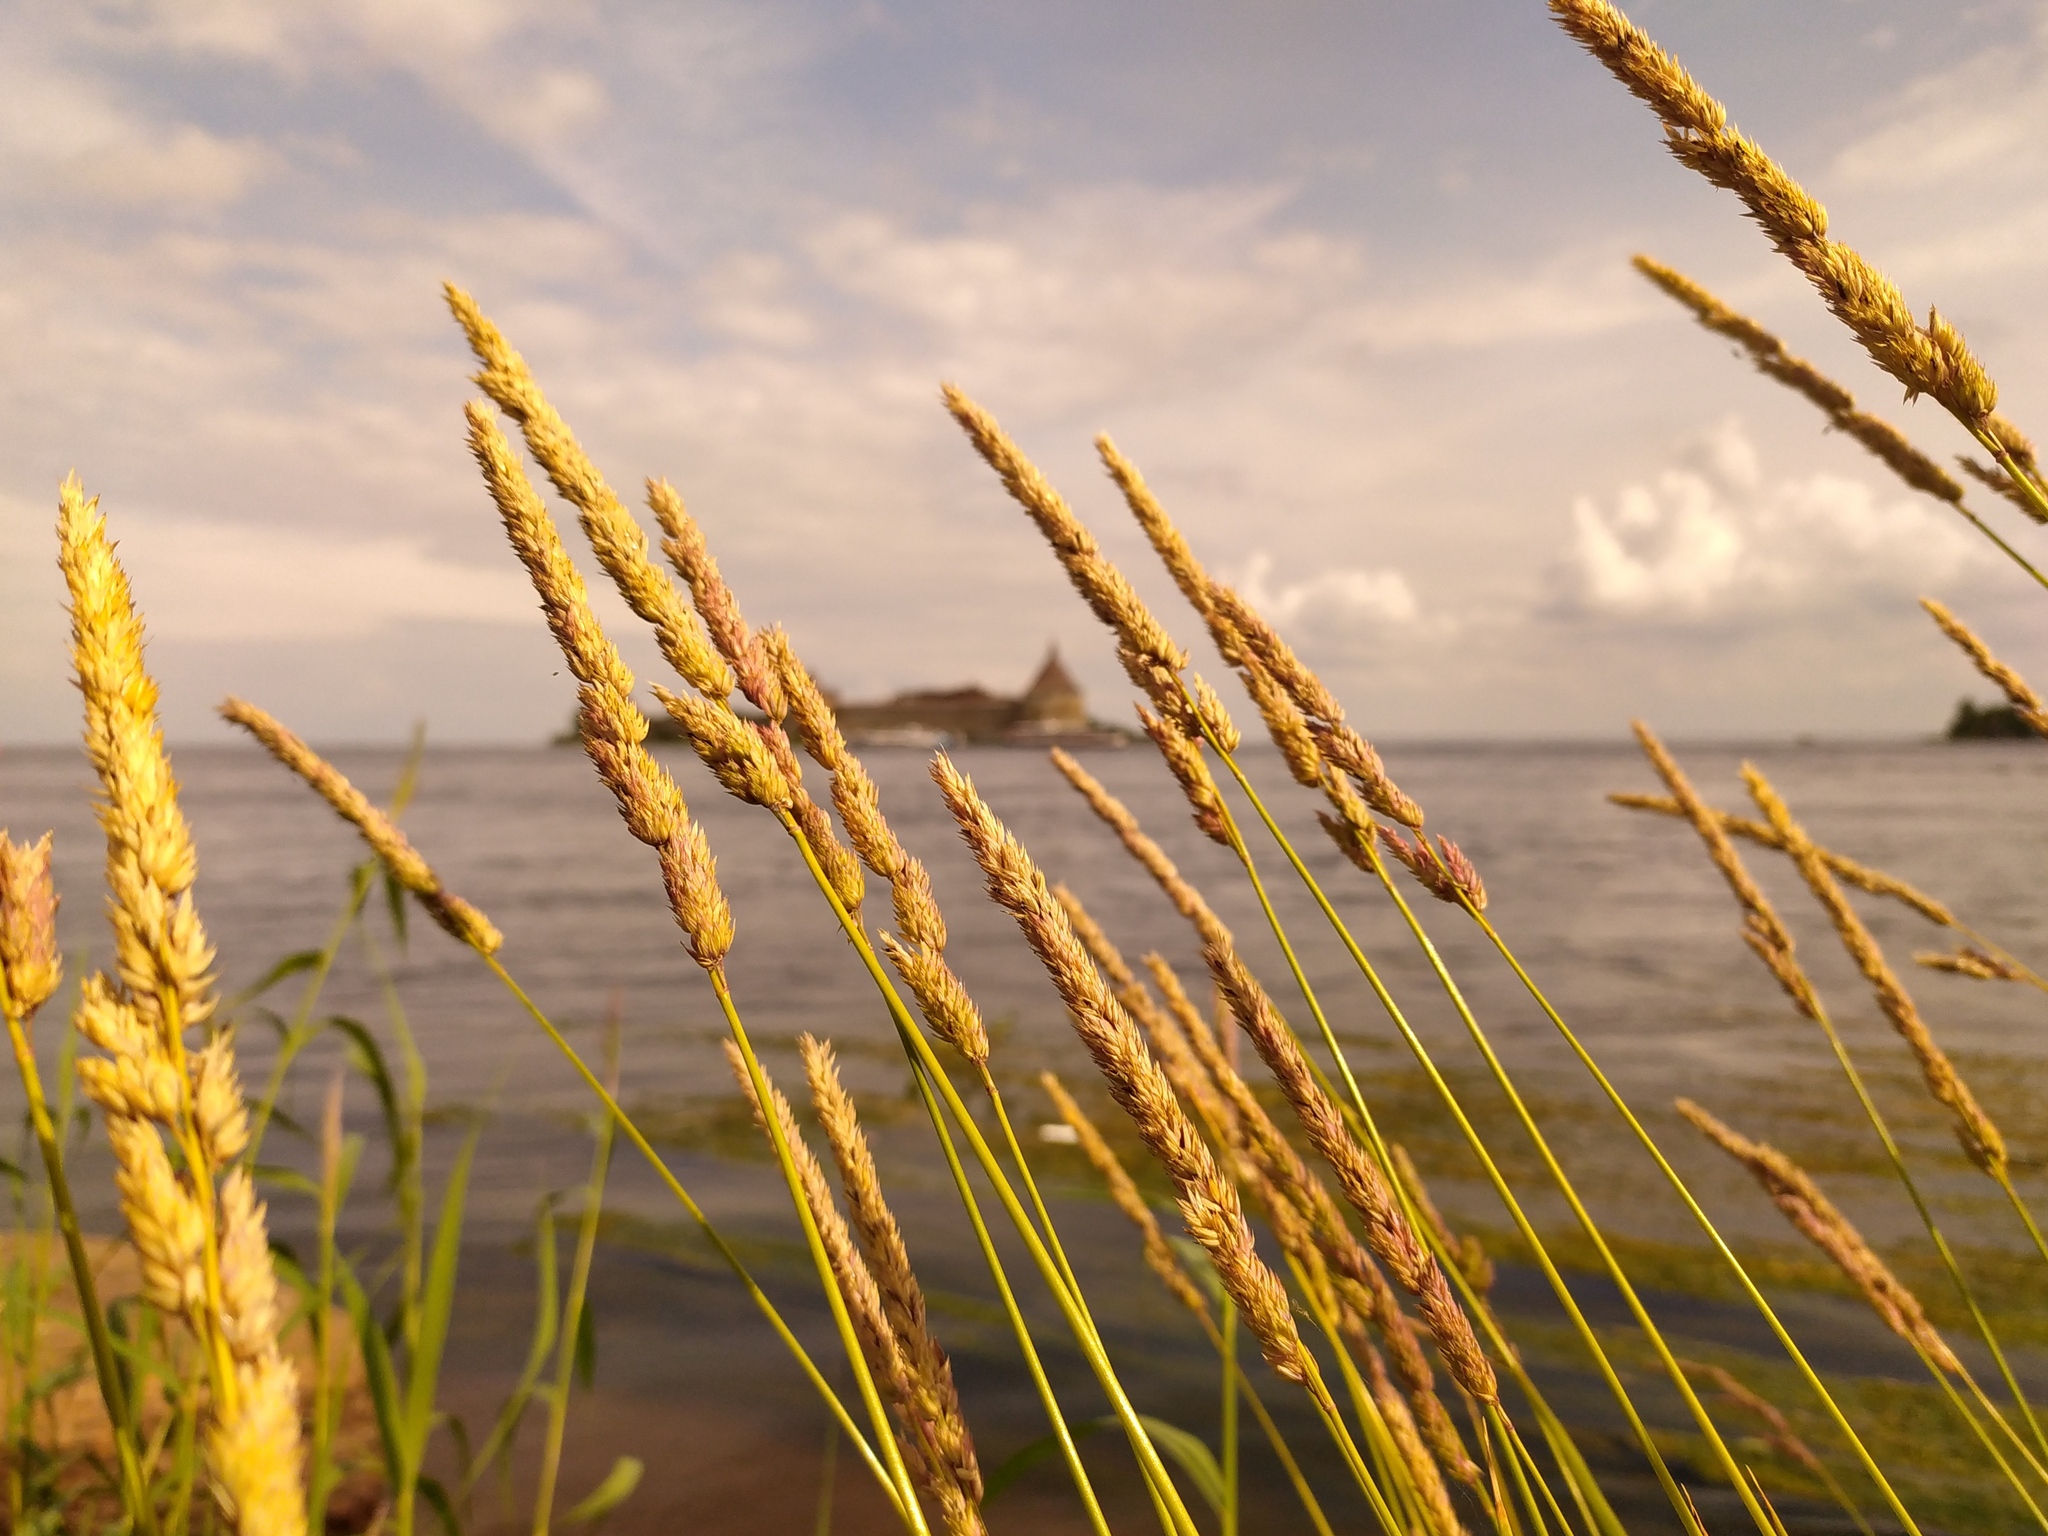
[4,0,2048,744]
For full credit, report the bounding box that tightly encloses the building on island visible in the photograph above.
[599,646,1130,749]
[830,647,1128,748]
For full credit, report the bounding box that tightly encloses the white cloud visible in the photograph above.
[79,0,553,72]
[1236,550,1418,626]
[0,62,278,208]
[1833,16,2048,192]
[1330,246,1654,356]
[109,511,541,641]
[1552,418,1984,621]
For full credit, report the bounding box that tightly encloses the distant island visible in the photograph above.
[561,647,1132,749]
[1946,699,2041,740]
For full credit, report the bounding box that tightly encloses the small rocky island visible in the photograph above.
[824,647,1129,748]
[572,647,1132,749]
[1946,699,2041,739]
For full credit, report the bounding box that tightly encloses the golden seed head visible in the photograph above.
[1742,762,2008,1177]
[192,1037,252,1167]
[1958,454,2048,524]
[830,758,908,881]
[1610,789,1957,926]
[1921,598,2048,735]
[1310,720,1424,828]
[76,1052,184,1126]
[653,686,795,809]
[1208,941,1497,1402]
[1054,884,1138,994]
[444,284,733,700]
[646,479,782,715]
[206,1352,308,1536]
[658,823,734,970]
[421,890,505,955]
[1680,1359,1828,1480]
[1679,1097,1960,1372]
[1040,1070,1212,1322]
[1915,945,2025,983]
[1049,747,1233,951]
[765,627,850,770]
[880,934,989,1066]
[1095,433,1233,639]
[1241,656,1325,788]
[1553,0,1998,425]
[467,400,697,854]
[220,697,504,954]
[1377,826,1486,912]
[215,1168,280,1363]
[889,856,947,952]
[73,972,153,1060]
[60,475,218,1040]
[0,832,61,1021]
[1636,254,1968,505]
[803,1036,984,1506]
[108,1114,207,1321]
[941,386,1191,723]
[1136,705,1231,846]
[1633,721,1822,1023]
[789,793,865,914]
[1187,675,1241,754]
[933,752,1313,1383]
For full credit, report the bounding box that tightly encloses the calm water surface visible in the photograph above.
[3,738,2043,1531]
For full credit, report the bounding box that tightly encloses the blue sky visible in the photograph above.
[5,0,2047,743]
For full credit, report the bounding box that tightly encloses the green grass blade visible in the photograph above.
[404,1128,480,1461]
[337,1253,405,1481]
[567,1456,644,1525]
[463,1193,561,1498]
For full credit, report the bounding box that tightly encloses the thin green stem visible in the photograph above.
[815,1413,840,1536]
[1277,1246,1412,1526]
[0,990,154,1536]
[1501,1411,1582,1536]
[776,809,1204,1536]
[358,918,428,1354]
[1467,906,1950,1525]
[1188,1298,1336,1536]
[1494,1403,1557,1536]
[477,953,910,1525]
[1221,1300,1239,1536]
[709,968,931,1535]
[1196,741,1722,1536]
[533,1070,616,1536]
[1971,425,2048,525]
[1998,1172,2048,1274]
[1801,991,2048,1466]
[1921,1345,2048,1530]
[1951,498,2048,592]
[908,1052,1115,1536]
[246,862,374,1167]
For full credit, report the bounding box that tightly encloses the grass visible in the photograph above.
[5,1,2048,1531]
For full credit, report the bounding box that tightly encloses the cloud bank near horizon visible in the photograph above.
[4,0,2047,747]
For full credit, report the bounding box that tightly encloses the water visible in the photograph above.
[3,737,2044,1531]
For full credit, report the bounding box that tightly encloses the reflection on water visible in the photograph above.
[4,738,2044,1530]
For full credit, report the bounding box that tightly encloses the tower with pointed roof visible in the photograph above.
[1017,645,1087,729]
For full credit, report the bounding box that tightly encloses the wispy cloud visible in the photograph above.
[3,2,2042,742]
[1550,418,1985,622]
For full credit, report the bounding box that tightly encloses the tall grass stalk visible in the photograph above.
[307,1073,358,1529]
[1468,903,2048,1508]
[0,963,153,1532]
[708,968,934,1534]
[475,957,913,1524]
[1107,730,1723,1533]
[531,1028,618,1536]
[777,810,1204,1536]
